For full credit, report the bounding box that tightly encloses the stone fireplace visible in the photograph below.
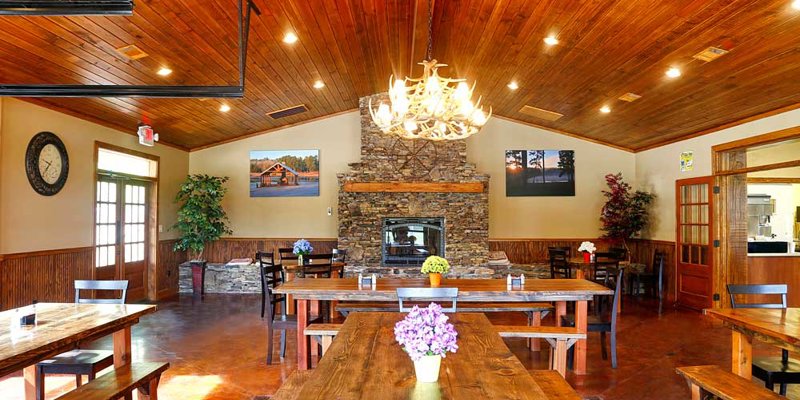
[337,94,491,277]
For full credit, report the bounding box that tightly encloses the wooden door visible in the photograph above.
[676,177,715,310]
[94,177,150,302]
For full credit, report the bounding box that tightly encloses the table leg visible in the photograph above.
[113,326,132,368]
[731,330,753,379]
[576,268,585,280]
[574,300,588,375]
[555,301,567,327]
[23,365,36,400]
[296,299,310,370]
[529,311,541,351]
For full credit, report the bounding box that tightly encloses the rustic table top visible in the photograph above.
[0,303,156,377]
[274,278,613,301]
[293,312,574,399]
[704,308,800,349]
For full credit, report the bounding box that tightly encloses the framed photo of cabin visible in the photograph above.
[249,150,320,197]
[505,150,575,196]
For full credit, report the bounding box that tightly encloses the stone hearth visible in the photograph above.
[337,94,491,277]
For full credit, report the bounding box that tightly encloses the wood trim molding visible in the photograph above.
[716,159,800,177]
[746,177,800,184]
[343,182,485,193]
[0,246,94,261]
[492,115,635,153]
[712,125,800,153]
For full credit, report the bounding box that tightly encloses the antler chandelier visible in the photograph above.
[369,1,490,141]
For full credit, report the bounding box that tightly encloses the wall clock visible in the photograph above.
[25,131,69,196]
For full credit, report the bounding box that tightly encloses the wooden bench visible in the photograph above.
[337,301,553,350]
[529,370,582,400]
[272,370,314,400]
[494,325,585,377]
[55,361,169,400]
[675,365,784,400]
[304,323,342,356]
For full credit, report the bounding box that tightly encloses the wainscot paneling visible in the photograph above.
[489,238,677,303]
[157,239,185,300]
[0,246,94,311]
[201,238,338,264]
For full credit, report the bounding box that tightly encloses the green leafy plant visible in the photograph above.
[421,256,450,274]
[173,174,233,261]
[600,173,655,256]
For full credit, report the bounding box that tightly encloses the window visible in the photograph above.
[97,148,157,178]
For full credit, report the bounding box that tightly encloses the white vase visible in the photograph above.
[413,355,442,383]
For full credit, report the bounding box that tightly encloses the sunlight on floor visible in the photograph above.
[157,375,224,400]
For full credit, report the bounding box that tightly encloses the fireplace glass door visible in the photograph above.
[382,218,445,266]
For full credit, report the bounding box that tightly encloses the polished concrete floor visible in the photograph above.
[1,294,798,399]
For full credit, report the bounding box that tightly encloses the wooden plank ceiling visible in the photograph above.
[1,0,799,151]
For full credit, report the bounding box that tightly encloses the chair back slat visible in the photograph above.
[278,247,297,262]
[548,248,571,279]
[396,287,458,313]
[727,284,788,309]
[332,248,347,263]
[74,280,128,304]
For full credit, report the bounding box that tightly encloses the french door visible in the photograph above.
[676,177,715,310]
[95,176,150,302]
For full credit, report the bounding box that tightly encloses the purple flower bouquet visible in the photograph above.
[394,303,458,382]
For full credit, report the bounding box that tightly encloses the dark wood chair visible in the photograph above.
[35,280,129,400]
[278,247,297,264]
[396,287,459,312]
[631,251,666,312]
[608,246,627,261]
[727,283,800,395]
[256,251,283,319]
[563,268,623,368]
[332,248,347,278]
[264,263,293,365]
[301,253,334,278]
[548,248,571,279]
[592,252,619,285]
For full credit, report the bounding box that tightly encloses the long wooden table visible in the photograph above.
[704,308,800,378]
[0,303,157,400]
[274,277,613,374]
[282,312,579,399]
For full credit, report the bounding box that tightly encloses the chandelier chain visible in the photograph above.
[426,0,433,61]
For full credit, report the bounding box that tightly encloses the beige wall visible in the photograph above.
[635,108,800,241]
[0,98,189,254]
[467,117,636,238]
[189,112,362,238]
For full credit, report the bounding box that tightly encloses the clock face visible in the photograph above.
[25,132,69,196]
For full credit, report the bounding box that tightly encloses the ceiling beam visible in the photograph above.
[0,1,133,16]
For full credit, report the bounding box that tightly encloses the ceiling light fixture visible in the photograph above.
[600,105,611,114]
[313,80,325,89]
[369,0,490,141]
[157,67,172,77]
[507,81,519,90]
[219,104,231,113]
[543,36,559,46]
[793,0,800,10]
[283,32,298,44]
[666,67,682,78]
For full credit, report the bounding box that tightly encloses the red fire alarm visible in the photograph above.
[137,124,159,147]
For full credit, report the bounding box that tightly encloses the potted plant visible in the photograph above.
[173,174,233,294]
[293,239,313,266]
[600,173,655,259]
[394,303,459,383]
[578,241,597,263]
[421,256,450,287]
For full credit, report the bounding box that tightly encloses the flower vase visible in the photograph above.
[413,355,442,383]
[583,252,591,263]
[297,254,304,266]
[429,273,442,287]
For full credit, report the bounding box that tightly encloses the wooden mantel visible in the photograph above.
[342,182,485,193]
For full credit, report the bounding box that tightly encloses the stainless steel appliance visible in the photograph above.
[747,194,775,238]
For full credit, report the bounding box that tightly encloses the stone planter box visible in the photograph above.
[179,262,260,294]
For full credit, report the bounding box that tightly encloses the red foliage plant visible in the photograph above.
[600,173,655,243]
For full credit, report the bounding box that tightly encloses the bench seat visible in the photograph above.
[272,370,314,400]
[529,370,581,400]
[336,301,553,314]
[304,323,343,356]
[494,326,585,377]
[675,365,784,400]
[55,361,169,400]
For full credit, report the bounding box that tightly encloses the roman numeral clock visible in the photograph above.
[25,132,69,196]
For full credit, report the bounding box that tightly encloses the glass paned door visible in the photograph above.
[676,177,714,310]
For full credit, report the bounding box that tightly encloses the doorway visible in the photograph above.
[676,177,714,310]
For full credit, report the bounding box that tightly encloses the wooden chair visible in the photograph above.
[562,268,623,368]
[631,250,666,313]
[256,251,283,319]
[727,283,799,395]
[608,246,627,261]
[396,288,458,312]
[676,365,784,400]
[548,248,571,279]
[332,249,347,278]
[264,264,294,364]
[278,247,297,264]
[302,253,334,278]
[591,252,619,285]
[36,280,129,400]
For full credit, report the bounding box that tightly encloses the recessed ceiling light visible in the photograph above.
[543,36,559,46]
[156,67,172,76]
[793,0,800,10]
[283,32,298,44]
[507,81,519,90]
[313,80,325,89]
[600,105,611,114]
[219,104,231,113]
[666,67,682,78]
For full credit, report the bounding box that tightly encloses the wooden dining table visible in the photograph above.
[704,307,800,378]
[274,277,613,374]
[281,312,580,399]
[0,303,156,400]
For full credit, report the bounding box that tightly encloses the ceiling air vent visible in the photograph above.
[519,105,563,121]
[618,92,642,102]
[115,44,148,60]
[693,47,729,62]
[268,104,308,119]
